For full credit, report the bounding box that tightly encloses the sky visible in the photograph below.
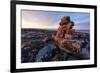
[22,10,90,30]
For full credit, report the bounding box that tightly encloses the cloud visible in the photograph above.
[22,10,90,30]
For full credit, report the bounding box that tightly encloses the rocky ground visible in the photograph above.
[21,29,90,63]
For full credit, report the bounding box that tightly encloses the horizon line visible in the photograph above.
[21,28,90,30]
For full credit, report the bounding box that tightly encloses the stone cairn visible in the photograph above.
[44,16,80,53]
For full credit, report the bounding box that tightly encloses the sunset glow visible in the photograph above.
[22,10,90,30]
